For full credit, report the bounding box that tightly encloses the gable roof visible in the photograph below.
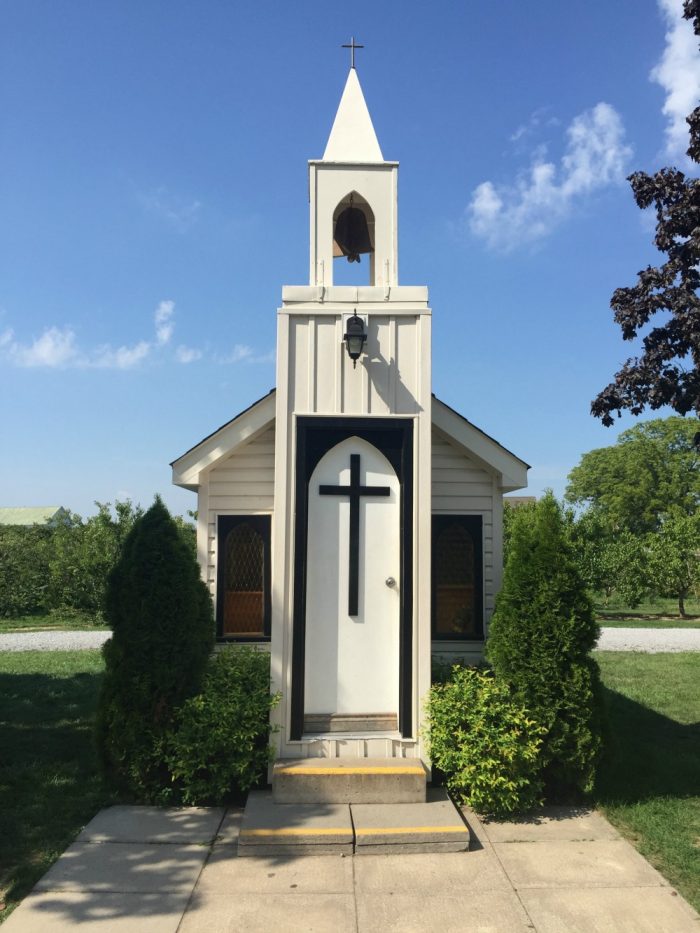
[0,506,69,526]
[171,389,276,491]
[432,395,529,492]
[171,388,528,494]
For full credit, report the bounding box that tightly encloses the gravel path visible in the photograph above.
[2,628,700,653]
[0,630,111,652]
[596,627,700,652]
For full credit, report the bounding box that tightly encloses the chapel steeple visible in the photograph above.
[309,67,398,288]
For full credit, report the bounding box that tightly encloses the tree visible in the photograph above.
[646,513,700,617]
[487,494,604,796]
[49,501,143,618]
[592,1,700,425]
[566,416,700,534]
[570,514,648,607]
[95,497,214,799]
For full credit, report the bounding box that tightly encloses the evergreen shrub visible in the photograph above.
[426,666,545,817]
[165,647,280,805]
[95,497,214,799]
[487,493,604,796]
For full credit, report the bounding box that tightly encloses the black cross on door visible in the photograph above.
[319,453,390,615]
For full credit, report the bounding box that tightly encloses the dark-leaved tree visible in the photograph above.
[95,496,214,799]
[593,1,700,425]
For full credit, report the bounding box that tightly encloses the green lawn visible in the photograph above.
[594,651,700,913]
[0,613,109,634]
[0,651,115,923]
[599,616,700,629]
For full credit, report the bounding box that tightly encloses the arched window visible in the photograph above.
[432,516,483,639]
[216,515,271,639]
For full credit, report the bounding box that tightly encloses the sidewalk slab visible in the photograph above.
[76,805,225,844]
[1,890,191,933]
[494,838,669,889]
[34,842,208,893]
[238,789,353,856]
[353,849,510,893]
[519,886,700,932]
[352,793,469,853]
[214,807,243,845]
[197,849,354,894]
[179,892,357,933]
[481,805,621,843]
[355,890,532,932]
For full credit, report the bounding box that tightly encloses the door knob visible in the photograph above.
[385,577,396,588]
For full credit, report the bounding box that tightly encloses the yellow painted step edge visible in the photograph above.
[277,766,425,776]
[240,827,349,837]
[355,826,468,836]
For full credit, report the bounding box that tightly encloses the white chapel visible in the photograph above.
[171,64,528,764]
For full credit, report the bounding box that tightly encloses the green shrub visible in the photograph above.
[0,525,53,617]
[165,647,279,805]
[488,493,605,796]
[95,497,214,799]
[426,666,545,817]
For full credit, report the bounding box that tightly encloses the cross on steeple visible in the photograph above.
[342,36,364,70]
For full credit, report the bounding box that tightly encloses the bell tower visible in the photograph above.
[309,68,398,288]
[271,61,432,761]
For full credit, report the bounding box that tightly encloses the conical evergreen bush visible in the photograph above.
[487,493,604,796]
[95,496,214,799]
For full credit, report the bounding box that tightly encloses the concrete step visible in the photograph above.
[237,788,470,857]
[238,790,353,857]
[272,757,427,804]
[352,790,470,854]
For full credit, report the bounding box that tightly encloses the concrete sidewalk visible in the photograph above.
[4,804,699,932]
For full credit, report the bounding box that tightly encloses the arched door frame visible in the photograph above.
[291,417,414,741]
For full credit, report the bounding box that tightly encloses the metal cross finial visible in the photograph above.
[342,36,364,69]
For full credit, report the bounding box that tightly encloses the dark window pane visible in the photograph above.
[434,523,475,636]
[224,524,264,636]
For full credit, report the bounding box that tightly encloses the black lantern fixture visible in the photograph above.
[344,312,367,369]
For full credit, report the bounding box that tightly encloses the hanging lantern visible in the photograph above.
[344,312,367,368]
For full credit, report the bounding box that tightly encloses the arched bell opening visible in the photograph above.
[332,191,375,285]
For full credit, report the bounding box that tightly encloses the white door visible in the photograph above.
[304,436,400,721]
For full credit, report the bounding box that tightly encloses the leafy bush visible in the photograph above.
[165,647,279,805]
[426,666,545,817]
[488,493,604,796]
[0,525,53,617]
[95,497,214,799]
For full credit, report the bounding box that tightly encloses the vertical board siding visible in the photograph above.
[206,426,275,600]
[431,428,496,665]
[287,312,422,417]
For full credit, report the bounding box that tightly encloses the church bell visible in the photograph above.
[333,205,374,263]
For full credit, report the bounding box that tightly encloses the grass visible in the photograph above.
[594,651,700,913]
[0,651,115,923]
[594,594,700,627]
[0,613,109,634]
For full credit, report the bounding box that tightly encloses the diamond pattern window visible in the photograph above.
[216,515,271,640]
[432,516,483,639]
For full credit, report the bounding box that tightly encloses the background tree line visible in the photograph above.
[504,416,700,617]
[0,501,196,620]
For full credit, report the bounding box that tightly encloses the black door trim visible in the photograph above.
[291,417,414,741]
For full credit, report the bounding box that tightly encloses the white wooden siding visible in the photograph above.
[205,425,275,599]
[431,427,496,665]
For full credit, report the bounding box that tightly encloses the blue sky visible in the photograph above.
[2,1,699,518]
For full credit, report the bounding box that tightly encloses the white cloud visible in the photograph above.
[652,0,700,162]
[92,341,151,369]
[140,187,201,232]
[509,108,560,144]
[220,343,274,365]
[0,328,13,348]
[8,326,80,367]
[468,102,632,250]
[176,345,203,363]
[154,299,175,345]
